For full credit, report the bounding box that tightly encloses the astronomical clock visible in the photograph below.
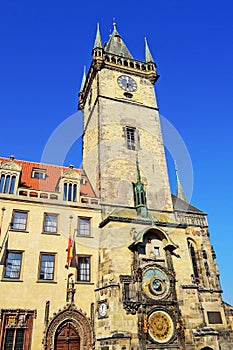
[120,228,185,349]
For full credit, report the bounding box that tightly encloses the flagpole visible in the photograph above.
[65,215,74,269]
[0,207,6,237]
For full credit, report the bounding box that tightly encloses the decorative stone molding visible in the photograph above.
[62,167,81,181]
[43,303,94,350]
[0,157,21,172]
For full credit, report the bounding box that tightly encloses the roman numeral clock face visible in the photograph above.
[117,75,137,92]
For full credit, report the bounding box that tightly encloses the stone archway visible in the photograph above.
[55,322,80,350]
[43,304,94,350]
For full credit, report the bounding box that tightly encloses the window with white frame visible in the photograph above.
[43,213,58,233]
[78,217,91,236]
[31,168,46,179]
[11,211,28,231]
[39,254,55,280]
[77,256,90,282]
[4,251,22,279]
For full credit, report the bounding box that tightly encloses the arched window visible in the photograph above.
[130,62,134,68]
[0,174,16,194]
[0,174,5,192]
[188,240,199,278]
[63,183,67,200]
[63,183,77,202]
[9,176,16,194]
[3,175,10,193]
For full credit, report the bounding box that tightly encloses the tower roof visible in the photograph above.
[104,22,133,59]
[175,161,187,202]
[145,37,155,63]
[80,66,86,92]
[93,22,102,49]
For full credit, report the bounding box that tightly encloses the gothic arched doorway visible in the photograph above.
[55,322,80,350]
[43,304,93,350]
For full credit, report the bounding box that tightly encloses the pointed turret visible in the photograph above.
[175,161,187,202]
[94,22,102,49]
[80,66,86,92]
[144,37,154,63]
[104,22,133,58]
[134,155,147,218]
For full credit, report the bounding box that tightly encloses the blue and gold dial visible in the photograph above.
[142,267,170,300]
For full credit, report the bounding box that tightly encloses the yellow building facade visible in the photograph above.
[0,23,233,350]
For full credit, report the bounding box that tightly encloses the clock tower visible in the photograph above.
[78,23,233,350]
[79,23,173,213]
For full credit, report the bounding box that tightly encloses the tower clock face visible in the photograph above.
[98,302,107,317]
[117,75,137,92]
[148,310,174,344]
[142,267,170,300]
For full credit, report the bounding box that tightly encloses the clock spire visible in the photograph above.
[94,22,102,49]
[104,22,133,58]
[145,37,155,63]
[175,161,187,202]
[79,65,86,92]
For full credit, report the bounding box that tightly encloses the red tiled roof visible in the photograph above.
[0,157,96,198]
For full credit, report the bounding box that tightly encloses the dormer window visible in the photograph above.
[60,165,81,203]
[0,174,16,194]
[0,156,21,195]
[31,168,46,180]
[63,183,77,202]
[115,35,121,43]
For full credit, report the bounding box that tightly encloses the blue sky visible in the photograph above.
[1,1,233,304]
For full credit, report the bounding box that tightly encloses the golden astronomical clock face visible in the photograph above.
[148,310,174,344]
[117,75,137,92]
[142,267,170,300]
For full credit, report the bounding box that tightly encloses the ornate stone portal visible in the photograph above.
[43,304,93,350]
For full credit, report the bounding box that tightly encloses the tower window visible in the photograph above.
[154,247,160,256]
[188,241,199,278]
[124,126,138,150]
[123,283,130,300]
